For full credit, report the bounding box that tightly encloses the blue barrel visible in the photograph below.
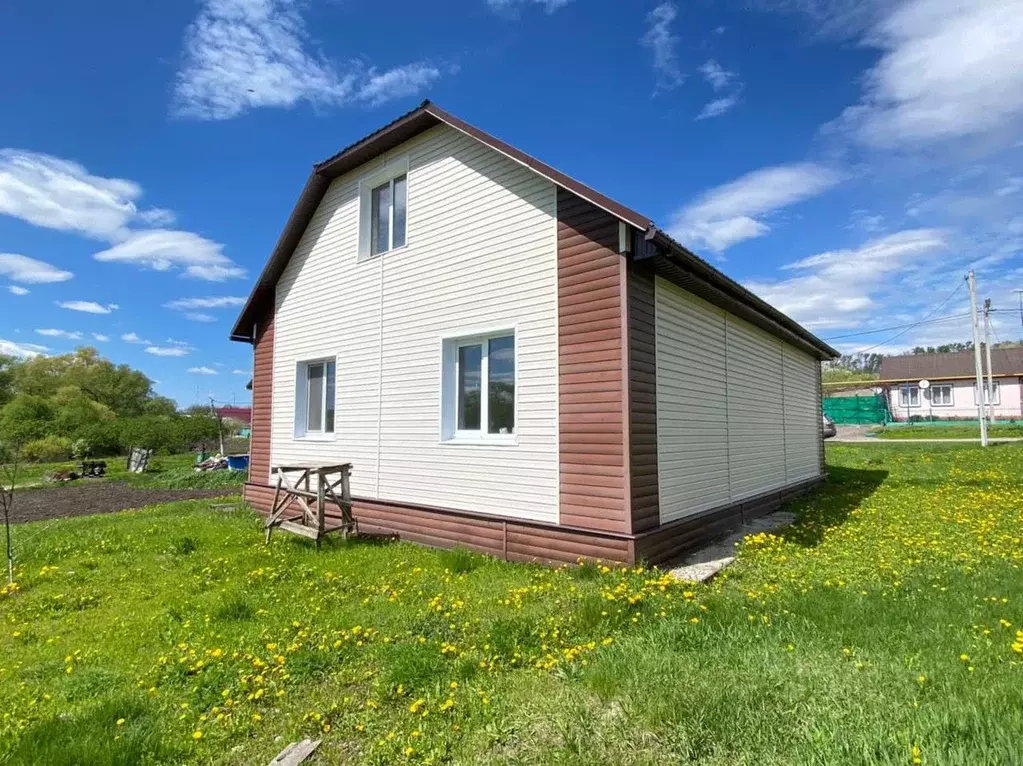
[226,454,250,472]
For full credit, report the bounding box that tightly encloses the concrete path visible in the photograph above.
[829,424,1023,444]
[669,510,797,583]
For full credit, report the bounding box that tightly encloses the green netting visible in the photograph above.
[823,394,890,425]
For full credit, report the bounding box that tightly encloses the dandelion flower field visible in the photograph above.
[1,443,1022,764]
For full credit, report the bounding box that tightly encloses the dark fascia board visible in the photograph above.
[647,229,840,360]
[230,101,652,341]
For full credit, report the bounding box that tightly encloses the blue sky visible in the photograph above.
[2,0,1022,406]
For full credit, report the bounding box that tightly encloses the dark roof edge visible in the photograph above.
[649,229,840,360]
[419,103,651,231]
[230,100,655,341]
[230,171,330,342]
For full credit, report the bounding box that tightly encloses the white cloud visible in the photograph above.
[185,312,217,322]
[92,333,110,342]
[486,0,573,13]
[57,300,118,314]
[641,3,685,91]
[8,285,29,296]
[0,253,73,284]
[187,366,218,375]
[695,59,743,119]
[173,0,445,121]
[138,207,176,226]
[0,150,146,240]
[164,296,245,310]
[36,328,82,340]
[697,94,742,120]
[232,369,250,375]
[667,163,845,252]
[828,0,1023,150]
[0,339,48,358]
[93,229,245,281]
[698,59,735,91]
[355,64,445,107]
[145,345,192,357]
[121,332,148,344]
[745,228,950,330]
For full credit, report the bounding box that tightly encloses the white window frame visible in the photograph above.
[294,357,336,440]
[358,156,409,261]
[974,380,1000,406]
[930,383,953,407]
[439,327,518,446]
[899,385,920,408]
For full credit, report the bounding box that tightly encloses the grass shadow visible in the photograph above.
[778,465,888,548]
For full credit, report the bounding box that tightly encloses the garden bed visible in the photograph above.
[3,483,239,524]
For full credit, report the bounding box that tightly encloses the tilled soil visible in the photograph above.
[6,482,240,524]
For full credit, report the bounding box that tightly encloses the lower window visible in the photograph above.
[898,385,920,407]
[930,384,953,406]
[974,381,1000,405]
[295,358,336,437]
[443,332,516,441]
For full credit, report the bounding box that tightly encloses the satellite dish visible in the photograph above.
[919,379,930,390]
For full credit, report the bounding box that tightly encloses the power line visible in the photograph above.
[844,280,969,356]
[822,311,971,341]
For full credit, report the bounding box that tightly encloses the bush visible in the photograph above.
[23,435,74,462]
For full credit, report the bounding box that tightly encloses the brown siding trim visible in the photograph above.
[247,305,274,486]
[627,259,659,533]
[557,189,630,534]
[633,477,821,565]
[244,475,820,567]
[243,484,632,565]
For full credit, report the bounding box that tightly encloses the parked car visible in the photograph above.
[822,414,837,439]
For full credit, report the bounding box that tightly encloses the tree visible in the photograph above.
[0,394,55,444]
[0,441,21,584]
[0,354,15,408]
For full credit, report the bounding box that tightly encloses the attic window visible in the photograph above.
[359,157,409,260]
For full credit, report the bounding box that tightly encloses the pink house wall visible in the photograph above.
[887,377,1023,421]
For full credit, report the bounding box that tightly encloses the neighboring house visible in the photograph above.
[230,102,838,565]
[215,406,252,425]
[879,349,1023,421]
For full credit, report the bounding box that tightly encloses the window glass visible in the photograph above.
[307,363,324,431]
[325,361,336,433]
[488,336,515,434]
[371,181,391,255]
[932,385,952,405]
[458,344,482,431]
[392,175,407,249]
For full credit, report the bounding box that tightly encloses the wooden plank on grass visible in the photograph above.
[270,738,321,765]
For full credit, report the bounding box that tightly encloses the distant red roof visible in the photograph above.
[215,406,252,424]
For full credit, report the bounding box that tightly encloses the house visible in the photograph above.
[879,349,1023,421]
[230,102,838,565]
[215,406,252,425]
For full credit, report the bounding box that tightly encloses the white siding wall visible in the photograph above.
[655,278,821,523]
[270,124,560,523]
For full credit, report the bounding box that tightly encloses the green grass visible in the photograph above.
[1,444,1022,764]
[873,423,1023,440]
[5,453,244,491]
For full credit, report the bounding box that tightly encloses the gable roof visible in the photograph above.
[879,348,1023,382]
[228,101,838,360]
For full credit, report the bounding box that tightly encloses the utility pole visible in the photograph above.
[967,272,988,446]
[1015,289,1023,329]
[983,299,995,424]
[208,395,225,455]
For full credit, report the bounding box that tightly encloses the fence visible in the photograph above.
[822,394,890,425]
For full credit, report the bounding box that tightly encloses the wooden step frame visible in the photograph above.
[264,464,356,546]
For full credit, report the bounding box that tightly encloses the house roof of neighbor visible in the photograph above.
[229,101,838,360]
[214,406,252,424]
[880,348,1023,382]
